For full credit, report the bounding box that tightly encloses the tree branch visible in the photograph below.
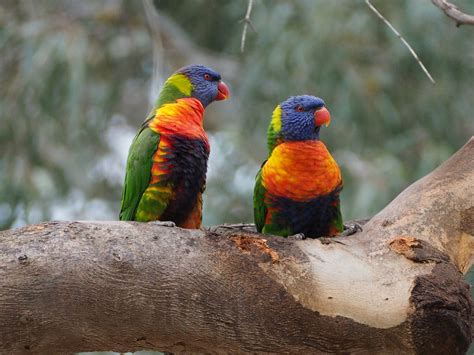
[431,0,474,27]
[0,138,473,353]
[365,0,436,85]
[240,0,255,53]
[143,0,166,106]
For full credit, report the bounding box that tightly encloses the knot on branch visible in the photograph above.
[389,236,450,264]
[230,234,280,263]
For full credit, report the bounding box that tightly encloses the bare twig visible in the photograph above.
[365,0,436,85]
[431,0,474,27]
[240,0,255,53]
[142,0,166,106]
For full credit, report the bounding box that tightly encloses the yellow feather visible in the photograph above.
[271,105,282,132]
[166,73,193,96]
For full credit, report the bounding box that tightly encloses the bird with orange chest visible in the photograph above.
[119,64,229,229]
[254,95,344,238]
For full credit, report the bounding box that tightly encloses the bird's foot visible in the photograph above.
[319,236,346,245]
[288,233,306,240]
[148,220,176,228]
[341,222,363,237]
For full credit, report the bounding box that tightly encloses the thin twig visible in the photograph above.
[365,0,436,85]
[431,0,474,27]
[142,0,166,106]
[240,0,255,53]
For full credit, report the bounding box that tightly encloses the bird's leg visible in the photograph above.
[288,233,306,240]
[341,222,363,237]
[148,220,176,227]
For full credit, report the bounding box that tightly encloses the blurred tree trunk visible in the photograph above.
[0,138,472,354]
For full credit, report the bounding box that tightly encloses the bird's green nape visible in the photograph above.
[140,73,194,125]
[267,105,282,154]
[154,73,193,110]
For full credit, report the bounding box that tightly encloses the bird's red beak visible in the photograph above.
[314,106,331,127]
[216,81,230,101]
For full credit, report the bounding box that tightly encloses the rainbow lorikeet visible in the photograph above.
[119,64,229,228]
[253,95,343,238]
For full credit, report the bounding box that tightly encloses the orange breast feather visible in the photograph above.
[262,141,341,201]
[149,98,206,139]
[148,98,208,184]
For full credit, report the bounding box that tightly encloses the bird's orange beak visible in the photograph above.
[216,81,230,100]
[314,106,331,127]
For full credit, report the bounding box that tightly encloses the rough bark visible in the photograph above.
[0,138,473,354]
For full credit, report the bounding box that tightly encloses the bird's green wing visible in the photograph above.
[331,196,344,233]
[253,163,268,233]
[119,127,161,221]
[332,204,344,233]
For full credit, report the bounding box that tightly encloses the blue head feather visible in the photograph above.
[279,95,326,141]
[178,65,222,108]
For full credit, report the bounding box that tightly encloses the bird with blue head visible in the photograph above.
[254,95,344,238]
[155,64,228,109]
[120,64,229,228]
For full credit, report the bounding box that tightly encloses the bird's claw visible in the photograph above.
[341,222,363,237]
[319,237,346,245]
[288,233,306,240]
[148,221,176,228]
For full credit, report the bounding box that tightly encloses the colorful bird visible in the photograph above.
[254,95,343,238]
[119,64,229,228]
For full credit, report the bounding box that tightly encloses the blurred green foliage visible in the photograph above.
[0,0,473,352]
[0,0,152,227]
[160,0,474,226]
[1,0,473,227]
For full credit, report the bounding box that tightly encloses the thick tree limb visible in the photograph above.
[431,0,474,27]
[0,138,473,354]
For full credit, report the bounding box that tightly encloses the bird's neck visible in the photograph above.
[154,74,193,109]
[149,98,206,138]
[268,134,321,156]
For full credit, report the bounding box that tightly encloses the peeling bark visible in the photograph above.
[0,138,473,354]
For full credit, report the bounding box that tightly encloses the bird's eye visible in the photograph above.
[296,105,304,112]
[204,74,211,81]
